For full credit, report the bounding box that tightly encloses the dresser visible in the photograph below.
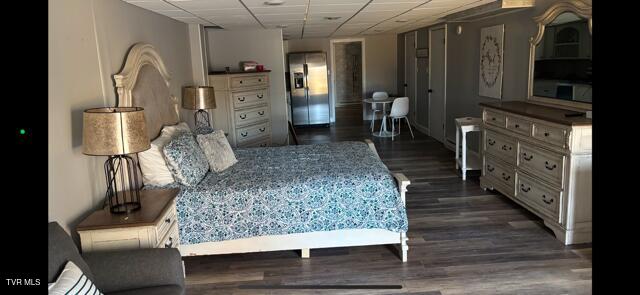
[479,101,591,245]
[209,71,272,148]
[77,189,180,252]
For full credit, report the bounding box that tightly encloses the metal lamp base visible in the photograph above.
[104,155,142,214]
[195,109,211,128]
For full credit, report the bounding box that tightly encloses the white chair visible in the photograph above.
[382,96,414,141]
[370,91,389,131]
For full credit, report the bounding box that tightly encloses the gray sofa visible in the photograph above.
[48,222,185,295]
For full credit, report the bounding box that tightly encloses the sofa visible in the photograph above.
[48,222,185,295]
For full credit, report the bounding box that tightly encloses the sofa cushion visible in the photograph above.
[48,222,94,283]
[106,285,184,295]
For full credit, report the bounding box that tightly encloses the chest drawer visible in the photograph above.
[233,89,268,109]
[484,110,506,128]
[236,122,270,143]
[237,137,270,148]
[485,156,515,191]
[230,75,268,89]
[518,142,565,188]
[158,221,180,249]
[506,116,533,136]
[234,105,270,128]
[533,123,567,148]
[154,201,176,245]
[484,130,516,165]
[517,173,561,221]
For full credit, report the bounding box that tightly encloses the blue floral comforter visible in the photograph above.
[167,141,408,245]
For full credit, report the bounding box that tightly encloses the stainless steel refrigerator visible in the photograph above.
[288,52,330,127]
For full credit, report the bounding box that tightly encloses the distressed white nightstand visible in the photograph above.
[76,189,180,253]
[455,117,482,180]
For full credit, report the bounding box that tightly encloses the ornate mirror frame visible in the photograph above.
[527,0,592,110]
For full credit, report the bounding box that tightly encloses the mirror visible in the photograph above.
[528,1,592,110]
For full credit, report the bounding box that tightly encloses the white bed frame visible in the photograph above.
[115,43,411,262]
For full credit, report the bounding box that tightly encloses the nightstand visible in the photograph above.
[77,189,180,253]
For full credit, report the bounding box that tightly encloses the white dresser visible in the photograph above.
[209,71,272,148]
[479,101,592,245]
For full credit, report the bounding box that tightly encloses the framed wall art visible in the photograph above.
[479,24,505,99]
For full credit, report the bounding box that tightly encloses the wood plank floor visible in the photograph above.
[185,105,592,294]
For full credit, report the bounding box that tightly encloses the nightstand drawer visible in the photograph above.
[159,222,180,249]
[155,201,176,245]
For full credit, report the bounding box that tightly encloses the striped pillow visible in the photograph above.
[48,261,102,295]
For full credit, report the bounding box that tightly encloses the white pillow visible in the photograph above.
[196,130,238,173]
[138,122,192,186]
[48,261,103,295]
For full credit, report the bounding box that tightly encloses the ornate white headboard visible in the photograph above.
[114,43,180,139]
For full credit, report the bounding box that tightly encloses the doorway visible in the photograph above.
[330,38,365,125]
[404,32,417,123]
[429,26,446,143]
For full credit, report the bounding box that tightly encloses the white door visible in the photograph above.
[429,27,446,143]
[405,32,417,123]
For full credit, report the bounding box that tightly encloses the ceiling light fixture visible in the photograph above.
[264,0,285,5]
[395,19,409,23]
[324,16,341,21]
[276,24,288,28]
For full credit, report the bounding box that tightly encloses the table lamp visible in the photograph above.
[182,86,216,128]
[83,107,150,214]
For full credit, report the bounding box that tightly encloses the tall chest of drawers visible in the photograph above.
[209,71,272,147]
[479,101,592,245]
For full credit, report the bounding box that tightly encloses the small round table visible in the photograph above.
[363,98,398,137]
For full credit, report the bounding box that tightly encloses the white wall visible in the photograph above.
[49,0,193,237]
[206,29,288,146]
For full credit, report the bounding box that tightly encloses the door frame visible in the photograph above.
[404,31,417,124]
[329,38,366,123]
[428,24,447,142]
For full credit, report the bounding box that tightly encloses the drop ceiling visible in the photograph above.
[123,0,498,39]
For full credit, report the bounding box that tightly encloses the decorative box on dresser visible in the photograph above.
[209,71,272,148]
[76,189,180,252]
[479,101,591,245]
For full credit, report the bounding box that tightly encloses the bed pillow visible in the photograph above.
[48,261,103,295]
[161,122,191,137]
[163,132,209,186]
[196,130,238,173]
[138,122,192,186]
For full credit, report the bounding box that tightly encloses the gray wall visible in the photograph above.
[49,0,193,236]
[206,29,288,146]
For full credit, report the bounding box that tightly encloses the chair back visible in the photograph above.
[372,92,389,100]
[390,97,409,117]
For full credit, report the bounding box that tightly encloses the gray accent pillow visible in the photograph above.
[162,132,209,186]
[196,130,238,173]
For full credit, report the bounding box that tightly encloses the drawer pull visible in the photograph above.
[258,111,265,115]
[257,94,264,99]
[165,218,171,224]
[239,114,247,119]
[501,173,511,181]
[520,184,531,192]
[259,127,266,132]
[544,132,550,137]
[491,117,496,121]
[501,145,512,151]
[260,143,267,147]
[542,195,554,204]
[241,132,248,137]
[487,139,496,146]
[515,124,520,128]
[258,79,262,82]
[523,153,533,161]
[238,97,246,102]
[239,80,243,84]
[544,161,557,170]
[165,237,173,248]
[487,165,495,172]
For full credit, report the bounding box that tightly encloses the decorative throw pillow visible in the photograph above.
[196,130,238,173]
[163,132,209,186]
[48,261,103,295]
[138,122,192,186]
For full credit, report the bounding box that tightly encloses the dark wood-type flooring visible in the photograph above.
[185,104,592,294]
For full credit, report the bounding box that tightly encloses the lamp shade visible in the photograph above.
[182,86,216,110]
[83,107,150,156]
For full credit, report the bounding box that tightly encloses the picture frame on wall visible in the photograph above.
[479,24,505,99]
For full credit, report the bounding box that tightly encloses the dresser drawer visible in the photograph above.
[519,142,565,188]
[484,110,506,128]
[234,105,270,128]
[237,137,270,148]
[232,89,268,109]
[154,201,176,245]
[517,173,561,221]
[506,116,533,136]
[236,122,270,143]
[533,123,567,148]
[230,75,268,89]
[485,156,515,191]
[158,222,180,249]
[484,130,516,165]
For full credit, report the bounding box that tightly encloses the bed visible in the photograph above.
[114,43,411,262]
